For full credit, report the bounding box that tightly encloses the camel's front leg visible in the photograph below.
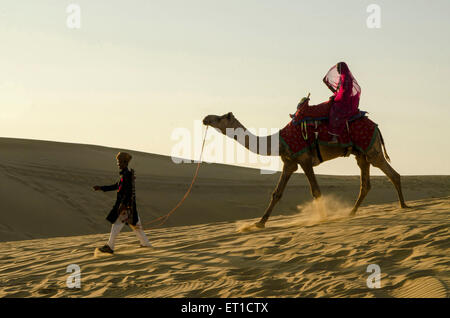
[255,162,298,228]
[299,158,322,200]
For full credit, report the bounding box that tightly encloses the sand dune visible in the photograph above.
[0,196,448,297]
[0,137,449,242]
[0,138,448,297]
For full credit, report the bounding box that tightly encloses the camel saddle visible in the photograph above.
[290,100,368,125]
[281,100,377,158]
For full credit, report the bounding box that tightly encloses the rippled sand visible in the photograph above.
[0,196,448,298]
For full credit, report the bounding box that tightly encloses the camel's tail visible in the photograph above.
[378,127,391,163]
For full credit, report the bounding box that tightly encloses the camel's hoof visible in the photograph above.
[401,204,411,209]
[349,211,356,217]
[254,222,266,229]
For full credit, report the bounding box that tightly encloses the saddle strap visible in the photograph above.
[315,141,323,163]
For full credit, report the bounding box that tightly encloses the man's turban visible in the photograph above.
[116,152,132,164]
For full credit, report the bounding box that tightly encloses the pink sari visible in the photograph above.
[323,62,361,136]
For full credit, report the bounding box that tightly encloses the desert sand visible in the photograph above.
[0,137,448,297]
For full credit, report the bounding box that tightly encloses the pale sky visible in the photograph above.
[1,0,449,175]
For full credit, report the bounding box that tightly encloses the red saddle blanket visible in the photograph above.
[280,102,378,156]
[294,101,332,119]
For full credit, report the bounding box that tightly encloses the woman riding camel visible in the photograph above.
[323,61,361,143]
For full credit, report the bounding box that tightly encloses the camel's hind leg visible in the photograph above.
[350,154,371,216]
[255,161,298,228]
[368,150,409,209]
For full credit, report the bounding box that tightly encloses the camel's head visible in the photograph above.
[202,112,235,130]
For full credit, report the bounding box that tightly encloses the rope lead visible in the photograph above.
[138,125,209,229]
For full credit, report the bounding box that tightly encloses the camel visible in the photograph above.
[202,111,409,228]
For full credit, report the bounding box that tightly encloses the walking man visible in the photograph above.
[93,152,151,254]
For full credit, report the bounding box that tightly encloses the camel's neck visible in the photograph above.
[216,118,279,156]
